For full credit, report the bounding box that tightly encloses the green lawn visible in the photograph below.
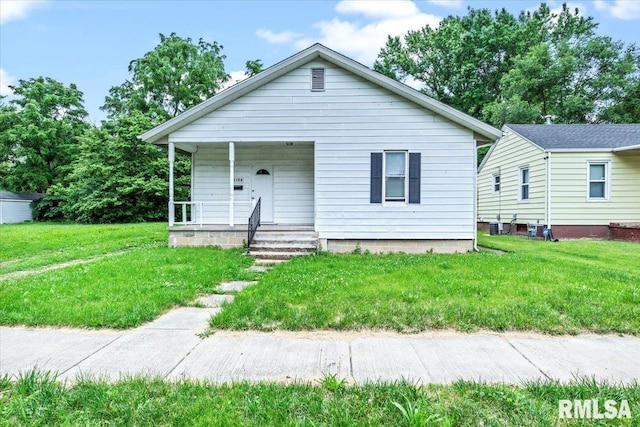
[211,234,640,334]
[2,223,639,333]
[0,222,167,275]
[0,245,254,328]
[1,372,638,426]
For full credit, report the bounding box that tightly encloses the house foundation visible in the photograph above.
[323,239,473,254]
[169,226,246,248]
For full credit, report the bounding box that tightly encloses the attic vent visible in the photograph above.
[311,68,325,91]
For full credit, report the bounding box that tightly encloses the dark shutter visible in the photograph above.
[408,152,421,204]
[370,153,383,203]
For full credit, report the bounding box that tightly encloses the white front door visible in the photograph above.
[252,166,274,223]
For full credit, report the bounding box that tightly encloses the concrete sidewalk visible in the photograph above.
[2,306,640,384]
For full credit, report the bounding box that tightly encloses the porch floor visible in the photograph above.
[168,224,314,232]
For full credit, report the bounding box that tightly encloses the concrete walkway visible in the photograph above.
[2,280,640,385]
[3,311,640,384]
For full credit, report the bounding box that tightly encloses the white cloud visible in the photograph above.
[0,0,46,25]
[426,0,464,9]
[594,0,640,20]
[292,1,441,65]
[0,68,15,96]
[256,29,303,44]
[335,0,420,18]
[402,76,426,91]
[221,70,249,90]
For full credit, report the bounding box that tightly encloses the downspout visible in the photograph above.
[168,141,175,227]
[473,141,479,251]
[546,151,552,230]
[229,142,235,227]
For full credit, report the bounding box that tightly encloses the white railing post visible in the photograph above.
[168,141,175,227]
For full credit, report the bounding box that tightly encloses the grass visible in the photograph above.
[211,234,640,334]
[0,222,167,275]
[2,223,639,333]
[1,371,638,426]
[0,245,255,328]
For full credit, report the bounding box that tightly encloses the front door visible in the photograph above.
[252,166,274,223]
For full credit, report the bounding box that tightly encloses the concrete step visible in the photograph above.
[250,242,317,252]
[249,251,313,260]
[253,231,318,241]
[253,258,289,265]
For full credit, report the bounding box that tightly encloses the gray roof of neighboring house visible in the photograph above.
[0,191,43,201]
[506,124,640,150]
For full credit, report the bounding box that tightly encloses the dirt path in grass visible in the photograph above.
[0,249,133,282]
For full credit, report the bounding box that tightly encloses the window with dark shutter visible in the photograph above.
[370,153,383,203]
[311,68,325,91]
[385,151,406,202]
[408,152,421,204]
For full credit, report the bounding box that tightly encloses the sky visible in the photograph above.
[1,0,640,124]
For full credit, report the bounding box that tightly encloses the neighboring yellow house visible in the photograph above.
[478,124,640,240]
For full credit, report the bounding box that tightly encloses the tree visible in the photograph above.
[102,32,229,122]
[245,59,264,77]
[57,33,230,223]
[375,7,521,119]
[50,113,188,223]
[375,3,639,127]
[485,6,638,125]
[0,77,88,194]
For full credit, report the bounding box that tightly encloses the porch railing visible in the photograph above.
[171,200,253,226]
[247,197,261,249]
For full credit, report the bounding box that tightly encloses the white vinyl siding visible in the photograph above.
[0,199,35,224]
[551,151,640,225]
[477,129,546,225]
[172,60,477,240]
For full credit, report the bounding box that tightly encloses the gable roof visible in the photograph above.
[506,124,640,151]
[140,43,502,144]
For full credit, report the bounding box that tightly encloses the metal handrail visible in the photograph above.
[247,197,261,249]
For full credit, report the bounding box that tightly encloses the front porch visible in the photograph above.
[166,140,315,244]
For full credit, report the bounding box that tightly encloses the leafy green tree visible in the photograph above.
[0,77,88,194]
[375,3,639,127]
[245,59,264,77]
[102,32,229,121]
[57,33,230,223]
[485,6,638,125]
[49,113,188,223]
[375,7,521,119]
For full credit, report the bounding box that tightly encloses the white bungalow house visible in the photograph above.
[141,44,501,253]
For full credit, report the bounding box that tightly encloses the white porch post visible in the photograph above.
[168,141,175,227]
[229,142,235,227]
